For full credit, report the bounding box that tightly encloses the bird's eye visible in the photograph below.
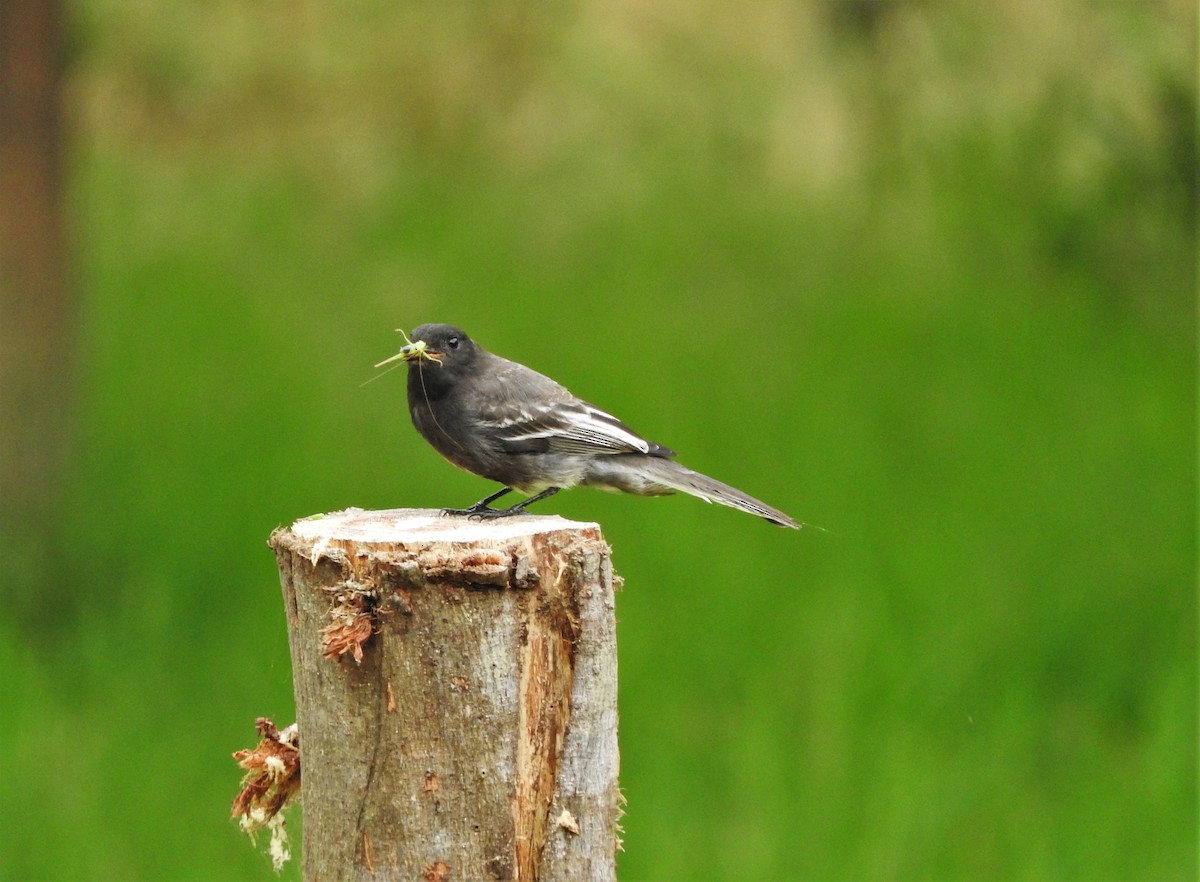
[447,336,460,349]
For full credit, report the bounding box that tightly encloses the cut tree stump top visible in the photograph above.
[290,507,600,545]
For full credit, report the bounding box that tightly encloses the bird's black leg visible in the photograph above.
[442,486,512,517]
[443,487,563,520]
[496,486,560,515]
[449,486,561,520]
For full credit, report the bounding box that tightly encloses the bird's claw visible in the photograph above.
[440,505,526,520]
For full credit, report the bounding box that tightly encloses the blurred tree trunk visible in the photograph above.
[0,0,73,606]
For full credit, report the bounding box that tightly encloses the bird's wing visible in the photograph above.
[496,399,671,455]
[480,359,674,457]
[472,355,681,458]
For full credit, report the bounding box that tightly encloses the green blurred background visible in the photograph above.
[2,1,1196,879]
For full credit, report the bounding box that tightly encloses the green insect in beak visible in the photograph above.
[374,329,443,368]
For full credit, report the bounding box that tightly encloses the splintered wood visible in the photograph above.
[270,508,620,882]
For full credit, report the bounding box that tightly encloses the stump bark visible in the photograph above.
[270,508,620,882]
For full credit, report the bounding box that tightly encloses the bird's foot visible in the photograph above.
[440,487,559,520]
[440,504,527,520]
[440,503,488,517]
[440,487,515,518]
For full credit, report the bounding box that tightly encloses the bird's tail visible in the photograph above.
[625,457,800,529]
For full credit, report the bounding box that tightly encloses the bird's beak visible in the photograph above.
[374,339,440,369]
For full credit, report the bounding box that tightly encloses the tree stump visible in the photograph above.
[270,508,620,882]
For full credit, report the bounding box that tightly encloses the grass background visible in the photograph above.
[2,1,1196,879]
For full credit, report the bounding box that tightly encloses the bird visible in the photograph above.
[375,323,800,528]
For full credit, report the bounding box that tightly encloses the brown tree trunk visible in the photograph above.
[270,508,621,881]
[0,0,73,605]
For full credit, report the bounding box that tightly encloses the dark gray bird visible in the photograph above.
[376,323,799,528]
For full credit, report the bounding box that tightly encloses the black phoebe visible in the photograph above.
[376,323,799,528]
